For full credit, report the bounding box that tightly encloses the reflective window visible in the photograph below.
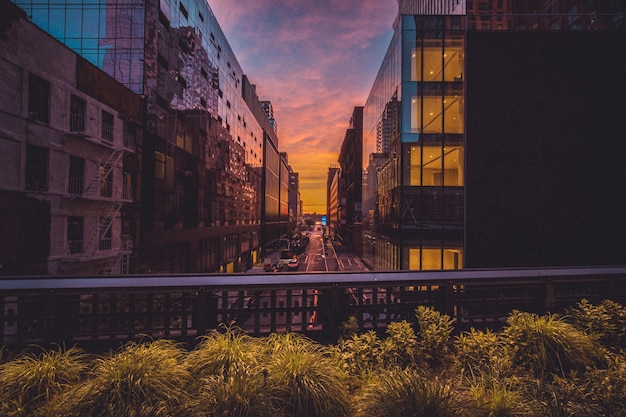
[409,145,464,186]
[409,247,463,270]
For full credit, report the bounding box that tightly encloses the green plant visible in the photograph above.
[583,353,626,417]
[381,320,418,368]
[265,333,350,417]
[414,305,454,364]
[352,367,465,417]
[336,330,383,376]
[470,377,530,417]
[43,339,190,417]
[185,325,262,383]
[0,345,88,417]
[567,299,626,351]
[502,311,603,379]
[455,328,513,383]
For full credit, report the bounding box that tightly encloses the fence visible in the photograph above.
[1,266,625,352]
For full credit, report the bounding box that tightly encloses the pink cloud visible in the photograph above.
[209,0,397,213]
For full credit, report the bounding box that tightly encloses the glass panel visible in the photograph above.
[444,95,464,133]
[443,248,463,269]
[443,37,464,82]
[442,146,464,186]
[422,248,442,270]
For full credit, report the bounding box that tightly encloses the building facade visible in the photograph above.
[337,107,363,255]
[1,1,142,275]
[11,0,284,273]
[362,0,626,270]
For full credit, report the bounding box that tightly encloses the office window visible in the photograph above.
[411,95,464,134]
[409,247,462,270]
[28,73,50,123]
[25,144,48,191]
[101,110,114,142]
[409,145,464,186]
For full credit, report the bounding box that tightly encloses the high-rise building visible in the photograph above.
[363,0,626,270]
[10,0,282,273]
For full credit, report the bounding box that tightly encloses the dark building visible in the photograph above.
[362,0,626,270]
[337,107,363,255]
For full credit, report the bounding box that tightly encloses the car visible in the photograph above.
[287,258,299,271]
[277,250,297,270]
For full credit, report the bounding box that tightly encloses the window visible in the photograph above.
[155,151,165,179]
[28,73,50,123]
[98,217,113,250]
[70,95,85,132]
[410,95,464,134]
[123,171,133,200]
[25,144,48,191]
[67,216,84,254]
[68,155,84,194]
[123,121,136,149]
[409,145,464,186]
[101,110,114,142]
[99,164,113,198]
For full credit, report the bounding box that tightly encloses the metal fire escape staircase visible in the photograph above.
[64,148,132,275]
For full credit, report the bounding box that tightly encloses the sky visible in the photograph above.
[209,0,398,214]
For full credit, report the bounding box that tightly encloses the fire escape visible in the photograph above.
[62,111,134,275]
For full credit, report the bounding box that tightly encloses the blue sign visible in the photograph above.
[321,215,327,226]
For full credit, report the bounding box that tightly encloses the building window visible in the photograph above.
[123,171,133,201]
[409,145,464,186]
[98,217,113,250]
[28,73,50,123]
[101,110,114,142]
[409,247,463,270]
[155,151,165,179]
[25,144,48,191]
[99,164,113,198]
[68,155,84,194]
[70,95,85,132]
[411,95,464,134]
[67,216,84,254]
[123,121,137,149]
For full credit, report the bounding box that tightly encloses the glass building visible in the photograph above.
[12,0,287,272]
[363,0,626,271]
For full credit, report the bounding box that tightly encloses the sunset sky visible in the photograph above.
[209,0,398,214]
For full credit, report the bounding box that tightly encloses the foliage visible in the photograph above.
[352,367,465,417]
[185,325,262,383]
[414,305,454,364]
[455,328,510,382]
[567,299,626,351]
[264,332,350,417]
[43,339,190,417]
[335,330,383,376]
[1,301,626,416]
[0,345,88,417]
[501,311,603,379]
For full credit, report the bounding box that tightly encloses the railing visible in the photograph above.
[1,266,625,352]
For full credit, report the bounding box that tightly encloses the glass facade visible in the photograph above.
[363,0,625,271]
[363,11,465,271]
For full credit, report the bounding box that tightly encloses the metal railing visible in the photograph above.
[1,266,625,352]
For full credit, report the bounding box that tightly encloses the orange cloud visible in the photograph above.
[210,0,397,213]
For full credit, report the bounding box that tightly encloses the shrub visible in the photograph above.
[352,367,465,417]
[502,311,602,379]
[43,339,190,417]
[0,345,88,417]
[265,333,350,417]
[455,328,512,383]
[414,305,454,364]
[470,378,530,417]
[381,320,419,368]
[335,330,383,376]
[567,299,626,351]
